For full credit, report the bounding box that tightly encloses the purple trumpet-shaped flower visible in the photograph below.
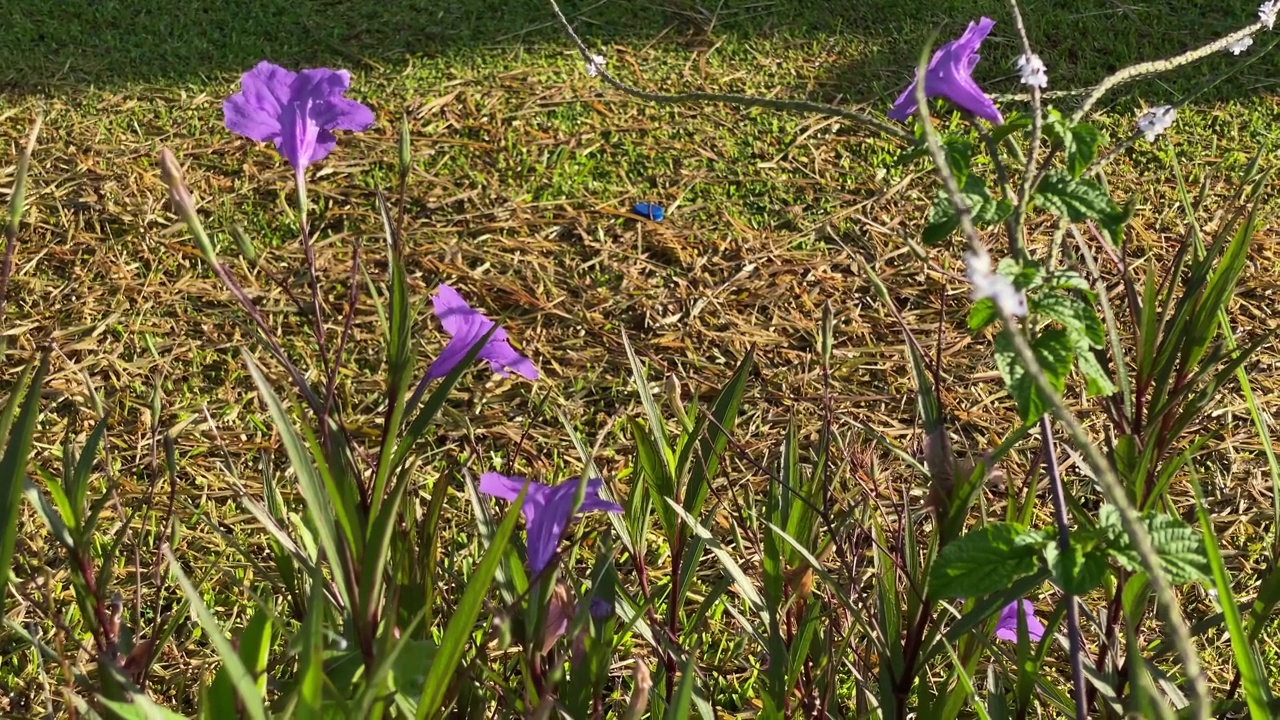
[994,599,1046,643]
[223,61,375,172]
[888,18,1003,125]
[479,472,623,576]
[425,284,538,382]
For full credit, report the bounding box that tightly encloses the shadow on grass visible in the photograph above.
[4,0,1276,110]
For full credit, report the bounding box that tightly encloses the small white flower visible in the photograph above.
[1016,53,1048,89]
[965,251,1027,318]
[1227,35,1254,55]
[1260,0,1278,29]
[585,53,606,78]
[1136,105,1176,142]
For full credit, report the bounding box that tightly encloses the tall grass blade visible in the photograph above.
[415,488,524,719]
[0,352,45,616]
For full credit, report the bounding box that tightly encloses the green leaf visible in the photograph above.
[666,498,768,627]
[967,298,998,332]
[1073,344,1117,398]
[994,328,1075,422]
[679,347,753,543]
[988,114,1032,145]
[1144,513,1210,585]
[294,573,329,719]
[1042,269,1095,295]
[415,488,524,720]
[209,609,273,715]
[929,523,1042,598]
[1032,169,1127,243]
[1066,124,1101,179]
[100,696,189,720]
[1029,292,1104,347]
[922,175,1011,245]
[1043,543,1109,595]
[664,649,701,720]
[1103,509,1209,584]
[242,351,355,607]
[371,189,416,508]
[1044,110,1102,179]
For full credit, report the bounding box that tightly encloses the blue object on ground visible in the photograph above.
[632,202,665,222]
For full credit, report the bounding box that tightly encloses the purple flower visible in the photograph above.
[479,472,623,576]
[425,285,538,382]
[888,18,1003,125]
[994,599,1045,643]
[223,61,375,172]
[588,596,613,620]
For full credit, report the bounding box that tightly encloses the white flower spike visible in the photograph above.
[1136,105,1176,143]
[965,251,1027,318]
[585,54,606,78]
[1261,1,1278,30]
[1016,54,1048,89]
[1227,35,1254,55]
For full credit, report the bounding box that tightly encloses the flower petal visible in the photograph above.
[887,17,1001,125]
[224,61,295,142]
[224,95,282,143]
[289,69,374,133]
[479,471,535,503]
[289,68,353,104]
[574,478,624,514]
[994,599,1045,642]
[424,335,476,381]
[315,97,376,132]
[433,285,484,338]
[477,333,539,380]
[526,499,573,576]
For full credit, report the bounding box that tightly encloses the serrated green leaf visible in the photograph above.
[988,114,1032,144]
[929,523,1042,598]
[1042,269,1095,296]
[1030,292,1105,347]
[1045,111,1102,179]
[968,298,998,332]
[1074,347,1117,397]
[994,328,1075,422]
[1104,510,1209,584]
[997,257,1042,291]
[1032,169,1126,243]
[1043,543,1109,595]
[921,175,1010,245]
[1144,513,1210,585]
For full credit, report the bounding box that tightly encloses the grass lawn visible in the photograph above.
[3,0,1280,714]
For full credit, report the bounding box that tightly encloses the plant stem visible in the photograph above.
[911,48,1208,719]
[1039,416,1088,720]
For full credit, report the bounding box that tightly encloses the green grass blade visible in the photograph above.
[680,347,754,522]
[371,190,415,507]
[1188,471,1272,718]
[0,352,45,617]
[392,323,499,473]
[295,572,331,719]
[415,487,524,720]
[358,463,414,632]
[242,350,355,607]
[162,546,267,720]
[665,498,768,626]
[99,696,188,720]
[663,649,701,720]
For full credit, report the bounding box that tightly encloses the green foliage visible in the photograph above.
[929,523,1043,598]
